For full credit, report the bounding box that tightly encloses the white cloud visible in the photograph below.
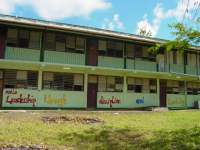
[136,0,199,36]
[102,14,124,30]
[0,0,111,20]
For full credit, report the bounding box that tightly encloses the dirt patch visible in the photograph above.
[0,145,47,150]
[41,116,104,124]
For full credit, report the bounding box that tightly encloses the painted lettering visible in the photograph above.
[136,97,144,104]
[167,99,185,106]
[44,95,67,107]
[99,96,120,108]
[6,93,36,107]
[5,89,17,94]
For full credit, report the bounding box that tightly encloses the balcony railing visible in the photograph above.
[98,56,124,69]
[5,47,40,61]
[186,65,198,75]
[44,50,85,65]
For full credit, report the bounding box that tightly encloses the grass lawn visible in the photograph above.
[1,110,200,149]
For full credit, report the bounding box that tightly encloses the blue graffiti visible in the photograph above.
[136,97,144,104]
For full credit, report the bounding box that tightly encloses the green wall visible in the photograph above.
[2,89,86,108]
[167,94,186,108]
[97,92,159,108]
[186,95,200,108]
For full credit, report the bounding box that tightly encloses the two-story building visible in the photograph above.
[0,14,199,109]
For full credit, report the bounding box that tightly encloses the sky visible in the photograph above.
[0,0,199,40]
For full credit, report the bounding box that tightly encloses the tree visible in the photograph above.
[149,17,200,54]
[138,27,152,37]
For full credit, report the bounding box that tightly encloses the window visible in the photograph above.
[55,34,66,52]
[0,70,3,79]
[29,31,40,49]
[126,43,135,58]
[4,70,38,89]
[66,35,75,49]
[99,40,123,57]
[43,72,84,91]
[127,77,157,93]
[76,37,85,51]
[98,40,107,55]
[167,80,184,94]
[18,30,29,48]
[173,51,177,64]
[45,33,55,50]
[98,76,123,92]
[187,82,200,95]
[7,28,41,49]
[7,28,18,47]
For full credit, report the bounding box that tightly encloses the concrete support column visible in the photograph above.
[157,78,160,106]
[184,81,187,107]
[84,73,88,107]
[38,70,43,90]
[123,75,127,101]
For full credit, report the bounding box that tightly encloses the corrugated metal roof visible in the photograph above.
[0,14,199,50]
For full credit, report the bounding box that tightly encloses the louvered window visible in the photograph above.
[187,82,200,95]
[7,28,18,47]
[167,80,184,94]
[98,76,123,92]
[4,70,38,89]
[127,77,157,93]
[18,30,29,48]
[43,72,84,91]
[29,31,40,49]
[45,33,55,50]
[7,28,41,49]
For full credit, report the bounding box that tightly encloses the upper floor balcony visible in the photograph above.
[1,27,200,77]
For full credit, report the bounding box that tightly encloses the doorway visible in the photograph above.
[160,80,167,107]
[87,75,98,109]
[86,38,98,66]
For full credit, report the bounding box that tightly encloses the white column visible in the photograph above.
[157,78,160,106]
[38,70,42,91]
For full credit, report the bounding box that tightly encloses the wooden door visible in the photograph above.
[160,80,167,107]
[87,83,97,108]
[87,75,98,109]
[86,38,98,66]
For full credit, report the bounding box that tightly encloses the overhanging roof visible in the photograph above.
[0,14,199,50]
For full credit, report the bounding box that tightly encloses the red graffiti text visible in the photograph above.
[6,94,37,107]
[99,96,120,108]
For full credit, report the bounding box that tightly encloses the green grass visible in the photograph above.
[1,110,200,149]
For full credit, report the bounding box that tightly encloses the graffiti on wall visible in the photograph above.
[5,89,37,107]
[135,97,144,104]
[99,96,121,108]
[167,99,185,107]
[43,95,67,107]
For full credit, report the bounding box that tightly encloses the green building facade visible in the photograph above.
[0,14,199,109]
